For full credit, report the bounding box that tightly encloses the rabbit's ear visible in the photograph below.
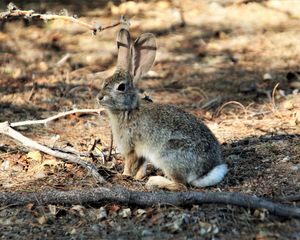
[131,33,156,82]
[117,28,131,70]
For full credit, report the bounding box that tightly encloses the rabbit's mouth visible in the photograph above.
[96,93,110,106]
[96,91,140,111]
[96,94,122,110]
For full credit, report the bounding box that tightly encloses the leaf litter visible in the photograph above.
[0,0,300,239]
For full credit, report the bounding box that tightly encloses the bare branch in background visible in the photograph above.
[0,3,128,34]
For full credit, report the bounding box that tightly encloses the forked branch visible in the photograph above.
[0,108,106,183]
[0,3,127,34]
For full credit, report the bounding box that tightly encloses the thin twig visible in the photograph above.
[27,82,37,102]
[56,53,71,67]
[271,82,280,110]
[52,146,105,158]
[10,108,104,128]
[214,101,247,118]
[201,97,222,110]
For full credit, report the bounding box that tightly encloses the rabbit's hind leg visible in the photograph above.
[134,159,147,180]
[145,175,187,191]
[122,151,138,176]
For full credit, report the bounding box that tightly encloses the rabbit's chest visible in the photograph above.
[112,126,134,154]
[108,111,139,154]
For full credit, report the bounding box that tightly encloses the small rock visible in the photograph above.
[119,208,131,218]
[263,73,272,80]
[278,89,285,97]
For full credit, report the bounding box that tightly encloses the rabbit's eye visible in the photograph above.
[116,83,126,92]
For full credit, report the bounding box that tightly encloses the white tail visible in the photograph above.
[190,164,228,187]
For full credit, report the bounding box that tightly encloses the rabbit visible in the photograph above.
[97,27,228,191]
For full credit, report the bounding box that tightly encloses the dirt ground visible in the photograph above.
[0,0,300,239]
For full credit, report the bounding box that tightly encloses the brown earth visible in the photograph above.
[0,1,300,239]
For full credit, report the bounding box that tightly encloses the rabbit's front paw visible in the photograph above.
[122,170,132,176]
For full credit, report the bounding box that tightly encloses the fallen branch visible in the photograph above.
[0,121,105,183]
[278,194,300,202]
[0,3,126,35]
[0,108,106,183]
[0,186,299,219]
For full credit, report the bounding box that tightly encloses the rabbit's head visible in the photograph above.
[97,28,156,111]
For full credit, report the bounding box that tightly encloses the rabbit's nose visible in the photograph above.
[96,93,105,104]
[97,93,104,102]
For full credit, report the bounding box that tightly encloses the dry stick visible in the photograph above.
[0,5,123,34]
[0,121,105,183]
[278,194,300,202]
[0,187,299,218]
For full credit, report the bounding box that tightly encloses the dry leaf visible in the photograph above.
[135,209,147,218]
[107,204,120,215]
[26,203,34,211]
[119,208,131,218]
[27,151,43,162]
[71,205,85,216]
